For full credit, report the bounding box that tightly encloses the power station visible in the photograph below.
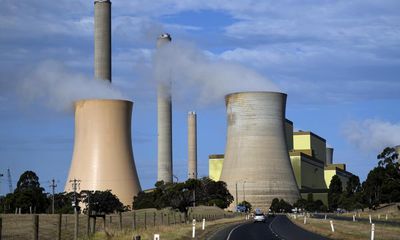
[61,0,358,212]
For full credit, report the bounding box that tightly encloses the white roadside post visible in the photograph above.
[154,234,160,240]
[369,215,372,224]
[324,214,327,220]
[378,214,380,219]
[304,216,307,224]
[353,215,356,222]
[371,223,375,240]
[202,218,205,230]
[330,220,335,232]
[192,219,196,238]
[385,214,388,220]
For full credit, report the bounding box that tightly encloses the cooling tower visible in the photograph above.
[220,92,300,211]
[157,33,173,183]
[65,99,141,207]
[326,147,334,165]
[94,0,111,81]
[188,111,197,179]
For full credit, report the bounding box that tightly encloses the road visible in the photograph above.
[208,215,328,240]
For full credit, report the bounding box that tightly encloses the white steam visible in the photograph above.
[342,119,400,152]
[153,40,279,106]
[19,60,125,111]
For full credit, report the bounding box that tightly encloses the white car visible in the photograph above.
[253,212,266,223]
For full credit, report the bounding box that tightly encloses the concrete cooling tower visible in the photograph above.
[188,111,197,179]
[157,33,173,183]
[65,99,141,207]
[220,92,300,211]
[326,147,334,165]
[94,0,111,81]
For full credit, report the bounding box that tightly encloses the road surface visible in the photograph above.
[208,215,328,240]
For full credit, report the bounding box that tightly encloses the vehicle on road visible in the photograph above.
[253,212,266,223]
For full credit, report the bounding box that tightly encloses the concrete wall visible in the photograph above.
[324,168,350,190]
[220,92,299,211]
[65,99,141,207]
[285,119,294,151]
[293,131,326,163]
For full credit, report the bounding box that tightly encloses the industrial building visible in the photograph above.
[210,116,355,208]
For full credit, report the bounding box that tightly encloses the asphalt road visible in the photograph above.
[208,215,328,240]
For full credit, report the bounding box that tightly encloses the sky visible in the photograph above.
[1,0,400,196]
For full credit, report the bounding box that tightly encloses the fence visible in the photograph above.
[0,207,237,240]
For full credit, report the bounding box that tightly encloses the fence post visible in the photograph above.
[92,217,97,234]
[57,214,62,240]
[74,212,79,240]
[86,215,90,236]
[0,217,3,240]
[132,212,136,230]
[119,212,122,230]
[32,214,39,240]
[173,212,176,225]
[167,213,170,225]
[153,212,156,227]
[161,212,163,225]
[371,223,375,240]
[103,216,106,231]
[144,212,147,229]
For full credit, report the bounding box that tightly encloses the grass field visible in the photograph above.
[84,216,245,240]
[290,214,400,240]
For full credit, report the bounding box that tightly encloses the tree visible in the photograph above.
[81,190,124,214]
[51,192,74,214]
[269,198,292,213]
[12,171,49,213]
[238,201,252,212]
[328,175,342,211]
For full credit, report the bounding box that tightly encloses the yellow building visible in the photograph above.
[208,125,354,207]
[209,154,224,181]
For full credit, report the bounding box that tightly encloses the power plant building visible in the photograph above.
[209,154,224,181]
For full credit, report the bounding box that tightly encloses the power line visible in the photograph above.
[7,169,12,193]
[49,179,57,214]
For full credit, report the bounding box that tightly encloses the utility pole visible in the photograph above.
[69,179,81,213]
[49,179,57,214]
[0,173,4,195]
[235,182,238,212]
[7,169,12,193]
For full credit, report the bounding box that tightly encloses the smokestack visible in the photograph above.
[65,99,141,207]
[94,0,111,81]
[220,92,300,211]
[157,33,173,183]
[326,147,334,165]
[188,111,197,179]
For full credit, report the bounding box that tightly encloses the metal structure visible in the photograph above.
[188,111,197,179]
[94,0,111,81]
[220,92,300,211]
[326,147,334,165]
[157,33,173,183]
[65,99,141,207]
[7,168,12,193]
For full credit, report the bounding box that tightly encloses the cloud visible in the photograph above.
[153,40,279,107]
[342,119,400,153]
[18,60,126,111]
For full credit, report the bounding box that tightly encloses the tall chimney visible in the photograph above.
[94,0,111,81]
[188,111,197,179]
[157,33,173,183]
[326,147,334,165]
[220,92,300,211]
[65,100,141,207]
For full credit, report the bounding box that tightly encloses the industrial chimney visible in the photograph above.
[326,147,334,165]
[94,0,111,81]
[220,92,300,211]
[188,111,197,179]
[157,33,173,183]
[65,99,141,207]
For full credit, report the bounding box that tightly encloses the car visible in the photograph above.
[253,212,266,223]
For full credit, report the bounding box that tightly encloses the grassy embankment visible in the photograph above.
[290,213,400,240]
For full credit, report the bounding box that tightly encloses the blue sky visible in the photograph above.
[1,0,400,195]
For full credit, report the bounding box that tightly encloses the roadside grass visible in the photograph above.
[84,216,246,240]
[291,215,400,240]
[340,211,400,222]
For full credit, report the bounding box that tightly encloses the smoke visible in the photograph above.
[19,60,125,111]
[153,40,279,106]
[342,119,400,153]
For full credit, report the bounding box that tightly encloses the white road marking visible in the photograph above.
[226,223,247,240]
[269,216,284,240]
